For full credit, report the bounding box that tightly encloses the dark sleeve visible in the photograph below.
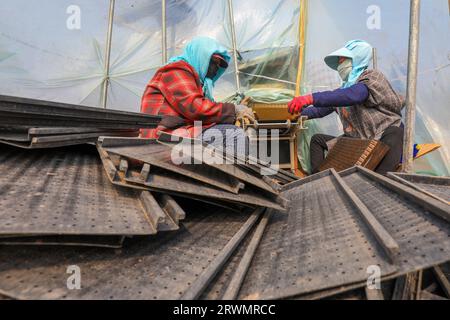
[311,83,369,108]
[301,106,335,119]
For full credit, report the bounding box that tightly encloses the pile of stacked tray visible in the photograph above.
[96,136,291,213]
[0,136,287,299]
[0,126,141,149]
[0,129,288,249]
[0,95,161,148]
[200,167,450,300]
[0,150,448,299]
[0,128,292,299]
[0,95,448,300]
[0,143,190,248]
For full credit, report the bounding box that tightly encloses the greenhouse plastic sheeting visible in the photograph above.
[301,0,450,175]
[107,0,236,110]
[0,0,109,107]
[0,0,448,175]
[0,0,299,111]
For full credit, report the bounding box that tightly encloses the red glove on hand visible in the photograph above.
[288,94,313,115]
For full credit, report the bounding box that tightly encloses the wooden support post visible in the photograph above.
[392,271,422,300]
[432,266,450,298]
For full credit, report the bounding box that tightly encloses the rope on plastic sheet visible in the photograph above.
[238,71,296,85]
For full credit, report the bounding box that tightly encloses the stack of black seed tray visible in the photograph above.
[0,138,271,299]
[0,154,448,300]
[0,95,161,148]
[0,143,191,249]
[0,95,449,300]
[96,136,289,213]
[201,168,450,301]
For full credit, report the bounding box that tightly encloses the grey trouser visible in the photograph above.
[202,124,249,158]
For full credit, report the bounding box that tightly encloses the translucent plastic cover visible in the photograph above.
[0,0,448,174]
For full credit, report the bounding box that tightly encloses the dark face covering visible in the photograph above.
[206,54,228,80]
[206,59,220,80]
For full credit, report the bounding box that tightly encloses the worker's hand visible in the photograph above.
[235,105,256,123]
[288,94,313,115]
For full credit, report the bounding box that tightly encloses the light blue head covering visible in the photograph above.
[324,40,373,88]
[168,36,231,102]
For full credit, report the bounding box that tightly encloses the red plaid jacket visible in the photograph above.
[140,60,236,138]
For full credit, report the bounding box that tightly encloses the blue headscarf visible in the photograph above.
[324,40,373,88]
[168,36,231,102]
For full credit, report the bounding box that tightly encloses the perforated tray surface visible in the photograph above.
[237,173,397,300]
[319,138,389,173]
[390,173,450,202]
[200,223,257,300]
[0,235,125,249]
[97,143,286,212]
[0,144,154,236]
[102,141,243,194]
[126,171,285,212]
[341,171,450,274]
[418,184,450,201]
[116,137,279,195]
[0,207,250,300]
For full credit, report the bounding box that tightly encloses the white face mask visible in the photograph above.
[337,59,353,81]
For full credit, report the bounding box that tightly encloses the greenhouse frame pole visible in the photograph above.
[227,0,241,94]
[162,0,168,64]
[295,0,307,96]
[372,48,378,70]
[102,0,115,109]
[403,0,421,173]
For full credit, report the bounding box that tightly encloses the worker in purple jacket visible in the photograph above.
[288,40,405,175]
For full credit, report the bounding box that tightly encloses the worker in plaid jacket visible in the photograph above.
[141,36,253,156]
